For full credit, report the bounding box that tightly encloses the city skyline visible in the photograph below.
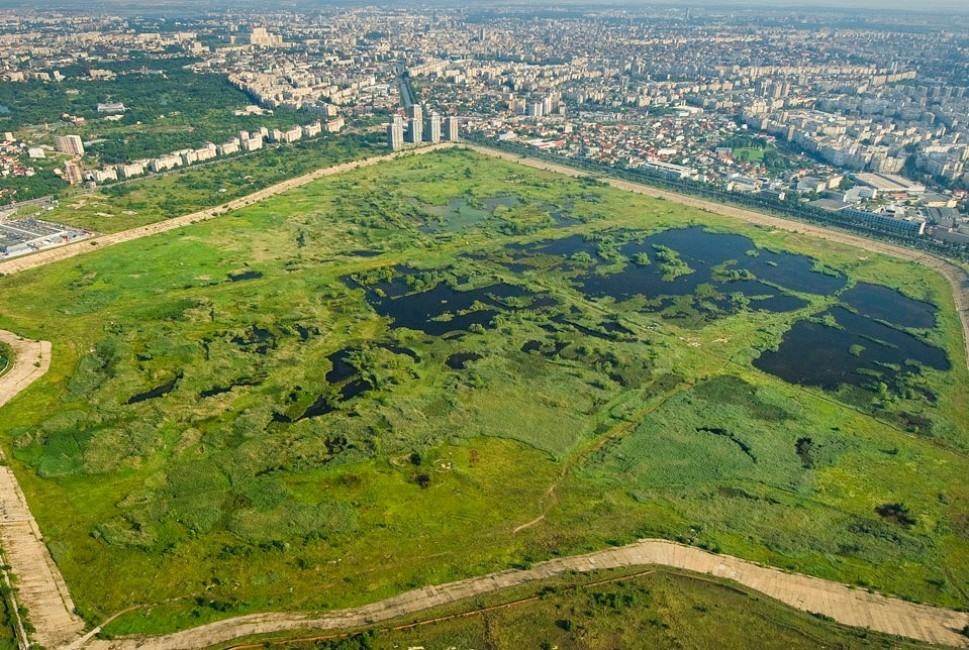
[3,0,969,13]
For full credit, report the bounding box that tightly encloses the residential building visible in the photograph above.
[117,163,145,179]
[63,160,83,185]
[407,104,423,144]
[425,112,441,143]
[445,116,459,141]
[54,135,84,157]
[97,102,126,114]
[388,114,405,151]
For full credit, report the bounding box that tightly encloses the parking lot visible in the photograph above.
[0,217,89,259]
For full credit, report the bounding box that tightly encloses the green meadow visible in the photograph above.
[0,149,966,636]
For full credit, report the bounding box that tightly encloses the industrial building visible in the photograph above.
[840,207,926,236]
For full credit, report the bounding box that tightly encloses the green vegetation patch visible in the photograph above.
[0,342,10,378]
[41,132,383,233]
[0,149,966,635]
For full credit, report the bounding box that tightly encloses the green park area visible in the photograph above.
[0,148,966,636]
[0,63,318,162]
[720,134,797,173]
[0,63,372,206]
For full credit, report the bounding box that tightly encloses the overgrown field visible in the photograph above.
[40,132,384,234]
[257,568,939,650]
[0,149,967,635]
[0,585,17,650]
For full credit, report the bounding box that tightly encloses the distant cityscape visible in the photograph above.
[0,6,967,255]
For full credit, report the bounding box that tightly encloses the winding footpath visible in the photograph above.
[0,146,968,647]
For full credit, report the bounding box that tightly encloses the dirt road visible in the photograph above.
[71,538,969,649]
[0,331,86,648]
[464,144,969,371]
[0,143,453,278]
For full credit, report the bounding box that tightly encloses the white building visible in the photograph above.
[194,143,217,162]
[150,155,182,173]
[117,163,145,179]
[388,115,404,151]
[425,113,441,143]
[241,135,263,152]
[302,122,322,138]
[90,167,118,183]
[445,116,459,141]
[218,141,240,156]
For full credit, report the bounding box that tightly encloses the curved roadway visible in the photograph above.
[73,539,969,649]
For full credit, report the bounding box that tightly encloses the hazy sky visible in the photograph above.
[9,0,969,14]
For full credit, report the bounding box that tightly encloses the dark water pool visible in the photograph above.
[326,349,358,383]
[509,227,839,316]
[446,352,483,369]
[228,270,264,282]
[754,306,949,391]
[361,280,526,336]
[127,373,181,404]
[841,282,937,329]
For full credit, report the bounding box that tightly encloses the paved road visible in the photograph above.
[464,144,969,372]
[72,539,969,649]
[0,331,86,649]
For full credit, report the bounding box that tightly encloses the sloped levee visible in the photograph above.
[77,538,969,649]
[0,330,86,648]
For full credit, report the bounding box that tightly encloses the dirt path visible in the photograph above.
[0,331,86,648]
[464,144,969,371]
[0,143,454,278]
[70,538,968,649]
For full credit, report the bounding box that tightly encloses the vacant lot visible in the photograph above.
[0,149,966,636]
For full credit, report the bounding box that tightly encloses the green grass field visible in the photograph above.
[0,149,966,637]
[249,568,941,650]
[732,146,766,162]
[41,132,383,233]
